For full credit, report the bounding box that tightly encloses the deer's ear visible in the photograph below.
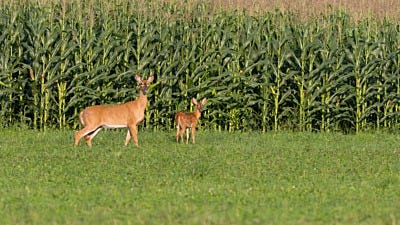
[147,75,154,83]
[192,98,198,105]
[135,74,142,82]
[201,98,207,105]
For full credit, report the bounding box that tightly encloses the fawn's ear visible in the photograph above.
[135,74,142,82]
[147,75,154,83]
[192,98,198,105]
[201,98,207,105]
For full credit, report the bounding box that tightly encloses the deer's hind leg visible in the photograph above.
[84,127,103,147]
[75,126,101,147]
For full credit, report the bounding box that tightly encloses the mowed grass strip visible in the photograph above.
[0,129,399,224]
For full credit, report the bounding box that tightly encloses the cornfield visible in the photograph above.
[1,0,400,133]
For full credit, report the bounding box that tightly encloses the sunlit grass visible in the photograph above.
[0,129,399,224]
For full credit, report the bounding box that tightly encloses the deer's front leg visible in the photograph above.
[128,124,139,147]
[125,129,131,146]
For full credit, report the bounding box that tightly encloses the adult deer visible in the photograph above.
[175,98,207,144]
[74,75,154,147]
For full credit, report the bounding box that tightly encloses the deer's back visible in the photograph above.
[175,112,198,127]
[80,101,142,127]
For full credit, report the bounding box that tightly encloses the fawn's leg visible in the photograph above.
[186,128,190,144]
[191,127,196,144]
[178,125,185,143]
[176,124,180,142]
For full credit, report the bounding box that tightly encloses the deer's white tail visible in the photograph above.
[79,111,85,127]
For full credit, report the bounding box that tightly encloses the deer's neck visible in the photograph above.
[193,109,201,119]
[136,91,148,108]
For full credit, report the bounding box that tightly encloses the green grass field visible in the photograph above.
[0,128,399,224]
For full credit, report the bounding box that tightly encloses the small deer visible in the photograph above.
[74,75,154,147]
[175,98,207,144]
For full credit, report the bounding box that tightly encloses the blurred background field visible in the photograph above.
[4,0,400,20]
[200,0,400,20]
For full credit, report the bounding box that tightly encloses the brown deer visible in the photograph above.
[74,75,154,147]
[175,98,207,144]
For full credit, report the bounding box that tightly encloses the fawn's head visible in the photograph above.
[192,98,207,112]
[135,74,154,95]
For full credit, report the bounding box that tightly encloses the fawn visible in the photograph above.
[175,98,207,144]
[74,75,154,147]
